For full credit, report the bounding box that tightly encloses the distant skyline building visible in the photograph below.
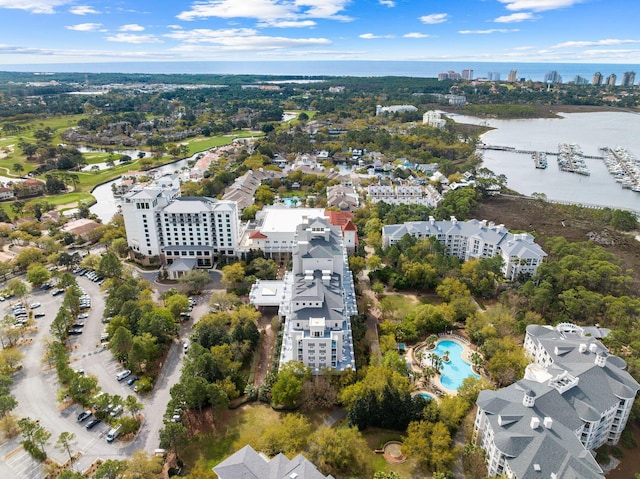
[592,72,603,86]
[544,70,562,84]
[461,69,474,80]
[622,71,636,87]
[488,71,500,81]
[507,69,518,82]
[572,75,589,85]
[606,73,617,86]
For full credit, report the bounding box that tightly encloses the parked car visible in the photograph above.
[34,312,45,318]
[77,410,92,422]
[68,328,83,335]
[116,370,132,381]
[29,302,41,309]
[71,321,85,328]
[85,418,101,430]
[127,376,139,386]
[52,289,64,296]
[78,313,89,319]
[110,405,123,417]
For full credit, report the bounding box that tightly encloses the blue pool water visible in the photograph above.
[420,392,435,401]
[432,340,479,391]
[283,197,301,207]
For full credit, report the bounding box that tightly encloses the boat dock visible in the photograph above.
[479,143,602,159]
[557,143,590,176]
[602,147,640,192]
[533,152,548,169]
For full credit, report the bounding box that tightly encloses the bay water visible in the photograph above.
[447,111,640,211]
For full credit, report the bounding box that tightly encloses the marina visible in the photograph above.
[557,143,590,176]
[533,152,548,169]
[450,111,640,211]
[602,147,640,193]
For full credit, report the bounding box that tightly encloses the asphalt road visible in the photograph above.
[1,272,209,478]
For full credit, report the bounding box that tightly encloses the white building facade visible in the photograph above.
[250,216,357,374]
[382,217,546,280]
[122,177,239,266]
[475,324,639,479]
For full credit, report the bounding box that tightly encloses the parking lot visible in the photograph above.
[2,270,198,478]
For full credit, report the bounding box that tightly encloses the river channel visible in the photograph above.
[90,155,195,222]
[448,111,640,211]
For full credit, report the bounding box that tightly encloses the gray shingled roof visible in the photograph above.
[213,445,335,479]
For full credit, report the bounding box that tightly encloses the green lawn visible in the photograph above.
[180,404,280,472]
[0,191,95,218]
[378,294,421,321]
[179,404,418,479]
[0,119,266,217]
[182,131,264,155]
[361,429,418,477]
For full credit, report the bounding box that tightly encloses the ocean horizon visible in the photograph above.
[2,60,639,82]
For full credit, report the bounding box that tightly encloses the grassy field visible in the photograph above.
[0,119,266,217]
[180,404,280,473]
[378,294,421,321]
[178,403,417,478]
[0,191,95,218]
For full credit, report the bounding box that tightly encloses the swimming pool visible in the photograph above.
[283,197,301,207]
[419,392,435,401]
[424,339,479,391]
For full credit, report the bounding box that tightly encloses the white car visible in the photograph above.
[30,302,41,309]
[78,313,89,319]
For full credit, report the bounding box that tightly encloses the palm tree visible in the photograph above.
[470,351,484,374]
[428,352,443,374]
[443,350,450,362]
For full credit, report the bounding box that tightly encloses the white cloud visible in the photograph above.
[167,24,183,30]
[359,33,394,39]
[552,39,640,48]
[583,49,639,56]
[120,24,145,32]
[257,20,317,27]
[0,0,70,14]
[165,28,259,41]
[69,5,100,15]
[404,32,430,39]
[177,0,352,23]
[379,0,395,7]
[170,35,331,53]
[419,13,448,24]
[106,33,162,44]
[494,12,536,23]
[164,27,330,52]
[65,22,102,31]
[459,28,519,34]
[498,0,582,12]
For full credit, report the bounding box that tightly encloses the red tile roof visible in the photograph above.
[249,231,268,239]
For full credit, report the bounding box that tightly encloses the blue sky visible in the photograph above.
[0,0,639,65]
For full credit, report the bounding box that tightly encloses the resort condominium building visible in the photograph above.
[382,217,547,280]
[250,216,357,374]
[122,179,239,266]
[474,323,639,478]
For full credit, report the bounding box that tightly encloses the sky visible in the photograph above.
[0,0,639,65]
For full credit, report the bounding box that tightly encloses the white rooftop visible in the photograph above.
[259,207,325,234]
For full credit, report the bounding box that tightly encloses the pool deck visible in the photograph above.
[408,334,481,397]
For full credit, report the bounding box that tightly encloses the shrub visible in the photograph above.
[136,377,153,393]
[22,440,46,461]
[621,429,637,449]
[118,416,140,435]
